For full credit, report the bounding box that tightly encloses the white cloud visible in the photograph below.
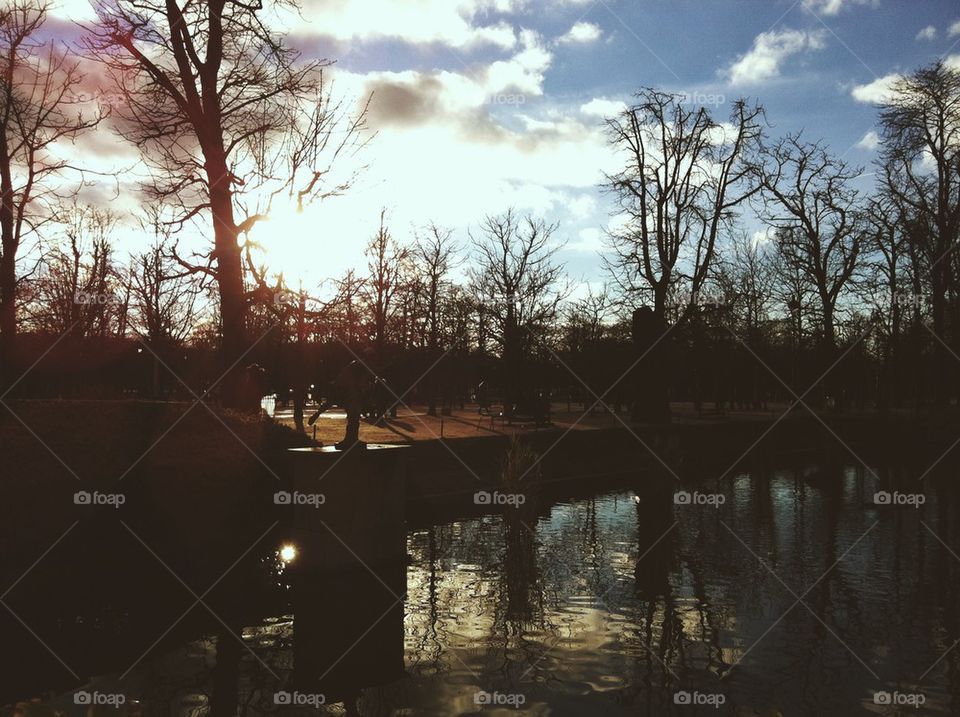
[567,194,597,220]
[802,0,877,16]
[916,25,937,42]
[950,21,960,37]
[725,29,827,86]
[568,227,604,253]
[580,98,626,118]
[751,228,775,246]
[47,0,98,21]
[851,73,900,103]
[288,0,598,50]
[295,0,521,50]
[557,21,602,45]
[856,130,880,151]
[288,49,618,278]
[486,29,553,96]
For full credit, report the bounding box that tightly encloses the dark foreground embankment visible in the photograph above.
[4,401,958,564]
[2,401,958,700]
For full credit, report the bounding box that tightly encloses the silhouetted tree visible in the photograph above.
[0,0,101,383]
[415,223,459,415]
[363,211,409,352]
[470,209,567,415]
[88,0,368,406]
[604,89,763,321]
[755,134,864,353]
[877,60,960,405]
[26,203,121,337]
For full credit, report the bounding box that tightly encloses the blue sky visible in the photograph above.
[50,0,960,289]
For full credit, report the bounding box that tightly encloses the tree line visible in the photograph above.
[1,0,959,420]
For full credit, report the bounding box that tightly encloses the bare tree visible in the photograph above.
[363,210,409,351]
[415,223,459,415]
[27,202,120,337]
[604,89,763,321]
[0,0,101,382]
[87,0,368,406]
[877,60,960,404]
[470,209,567,415]
[719,232,776,340]
[127,211,198,345]
[755,134,864,352]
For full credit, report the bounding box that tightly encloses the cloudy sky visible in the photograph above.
[45,0,960,288]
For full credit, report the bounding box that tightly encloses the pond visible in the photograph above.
[4,460,959,715]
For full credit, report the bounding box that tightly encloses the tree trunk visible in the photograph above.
[208,160,248,409]
[931,270,948,408]
[0,132,16,389]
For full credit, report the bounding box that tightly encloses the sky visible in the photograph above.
[42,0,960,292]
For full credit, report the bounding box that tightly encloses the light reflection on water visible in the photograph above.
[388,466,956,715]
[6,463,960,716]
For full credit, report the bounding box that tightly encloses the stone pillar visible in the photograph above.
[292,560,406,699]
[286,444,408,571]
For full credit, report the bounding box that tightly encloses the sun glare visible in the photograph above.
[279,543,298,564]
[252,199,365,287]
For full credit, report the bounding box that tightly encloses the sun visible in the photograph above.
[249,198,363,287]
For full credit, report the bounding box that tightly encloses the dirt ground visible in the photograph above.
[270,400,791,445]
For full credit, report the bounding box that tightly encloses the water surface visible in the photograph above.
[5,461,960,716]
